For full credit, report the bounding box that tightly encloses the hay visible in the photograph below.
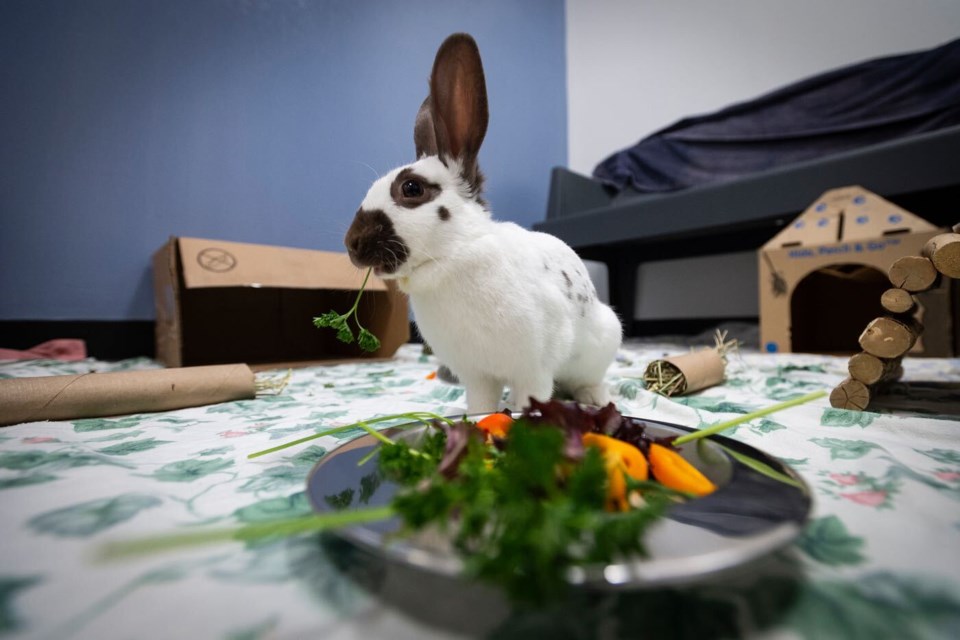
[643,330,738,397]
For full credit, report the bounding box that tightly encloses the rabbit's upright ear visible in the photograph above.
[429,33,488,191]
[414,97,437,158]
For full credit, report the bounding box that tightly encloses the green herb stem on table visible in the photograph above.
[96,506,395,561]
[247,411,455,459]
[672,390,826,445]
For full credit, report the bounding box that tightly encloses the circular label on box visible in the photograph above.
[197,248,237,272]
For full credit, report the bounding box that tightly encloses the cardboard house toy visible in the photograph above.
[153,237,409,367]
[758,186,957,356]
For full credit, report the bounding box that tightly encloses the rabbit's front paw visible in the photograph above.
[571,383,610,408]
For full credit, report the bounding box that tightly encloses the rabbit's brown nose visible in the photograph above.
[344,208,409,273]
[346,232,362,256]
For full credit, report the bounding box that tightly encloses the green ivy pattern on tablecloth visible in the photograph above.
[1,334,959,639]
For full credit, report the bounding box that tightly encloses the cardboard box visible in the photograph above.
[153,236,409,367]
[758,186,957,356]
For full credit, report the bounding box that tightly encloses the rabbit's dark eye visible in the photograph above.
[401,180,424,198]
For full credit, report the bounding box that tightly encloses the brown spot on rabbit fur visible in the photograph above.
[390,168,442,209]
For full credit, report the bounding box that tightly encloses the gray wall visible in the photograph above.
[0,0,567,321]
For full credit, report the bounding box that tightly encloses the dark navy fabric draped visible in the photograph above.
[593,38,960,193]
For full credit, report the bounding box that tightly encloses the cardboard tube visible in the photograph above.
[0,364,256,427]
[663,348,727,394]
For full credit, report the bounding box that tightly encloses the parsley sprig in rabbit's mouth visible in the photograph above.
[312,267,381,353]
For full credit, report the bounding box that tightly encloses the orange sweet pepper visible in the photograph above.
[475,412,514,439]
[583,433,649,511]
[648,443,716,497]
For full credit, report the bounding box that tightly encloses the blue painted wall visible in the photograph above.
[0,0,567,321]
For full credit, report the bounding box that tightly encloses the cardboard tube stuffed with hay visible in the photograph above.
[0,364,256,426]
[645,348,727,396]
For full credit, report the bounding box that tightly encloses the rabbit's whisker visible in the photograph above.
[352,160,381,181]
[406,237,450,279]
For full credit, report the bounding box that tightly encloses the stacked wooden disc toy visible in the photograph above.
[830,225,960,411]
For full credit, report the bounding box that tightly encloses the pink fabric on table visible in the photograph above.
[0,339,88,361]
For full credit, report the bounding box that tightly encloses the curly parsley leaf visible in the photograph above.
[312,268,381,352]
[357,327,381,353]
[379,430,446,486]
[386,419,675,606]
[312,310,345,329]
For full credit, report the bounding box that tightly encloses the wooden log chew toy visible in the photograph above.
[922,233,960,279]
[829,378,871,411]
[879,287,916,315]
[831,225,959,412]
[847,352,903,386]
[831,359,905,411]
[887,255,939,292]
[834,350,905,411]
[858,316,923,359]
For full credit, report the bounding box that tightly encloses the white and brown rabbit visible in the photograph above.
[345,33,622,413]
